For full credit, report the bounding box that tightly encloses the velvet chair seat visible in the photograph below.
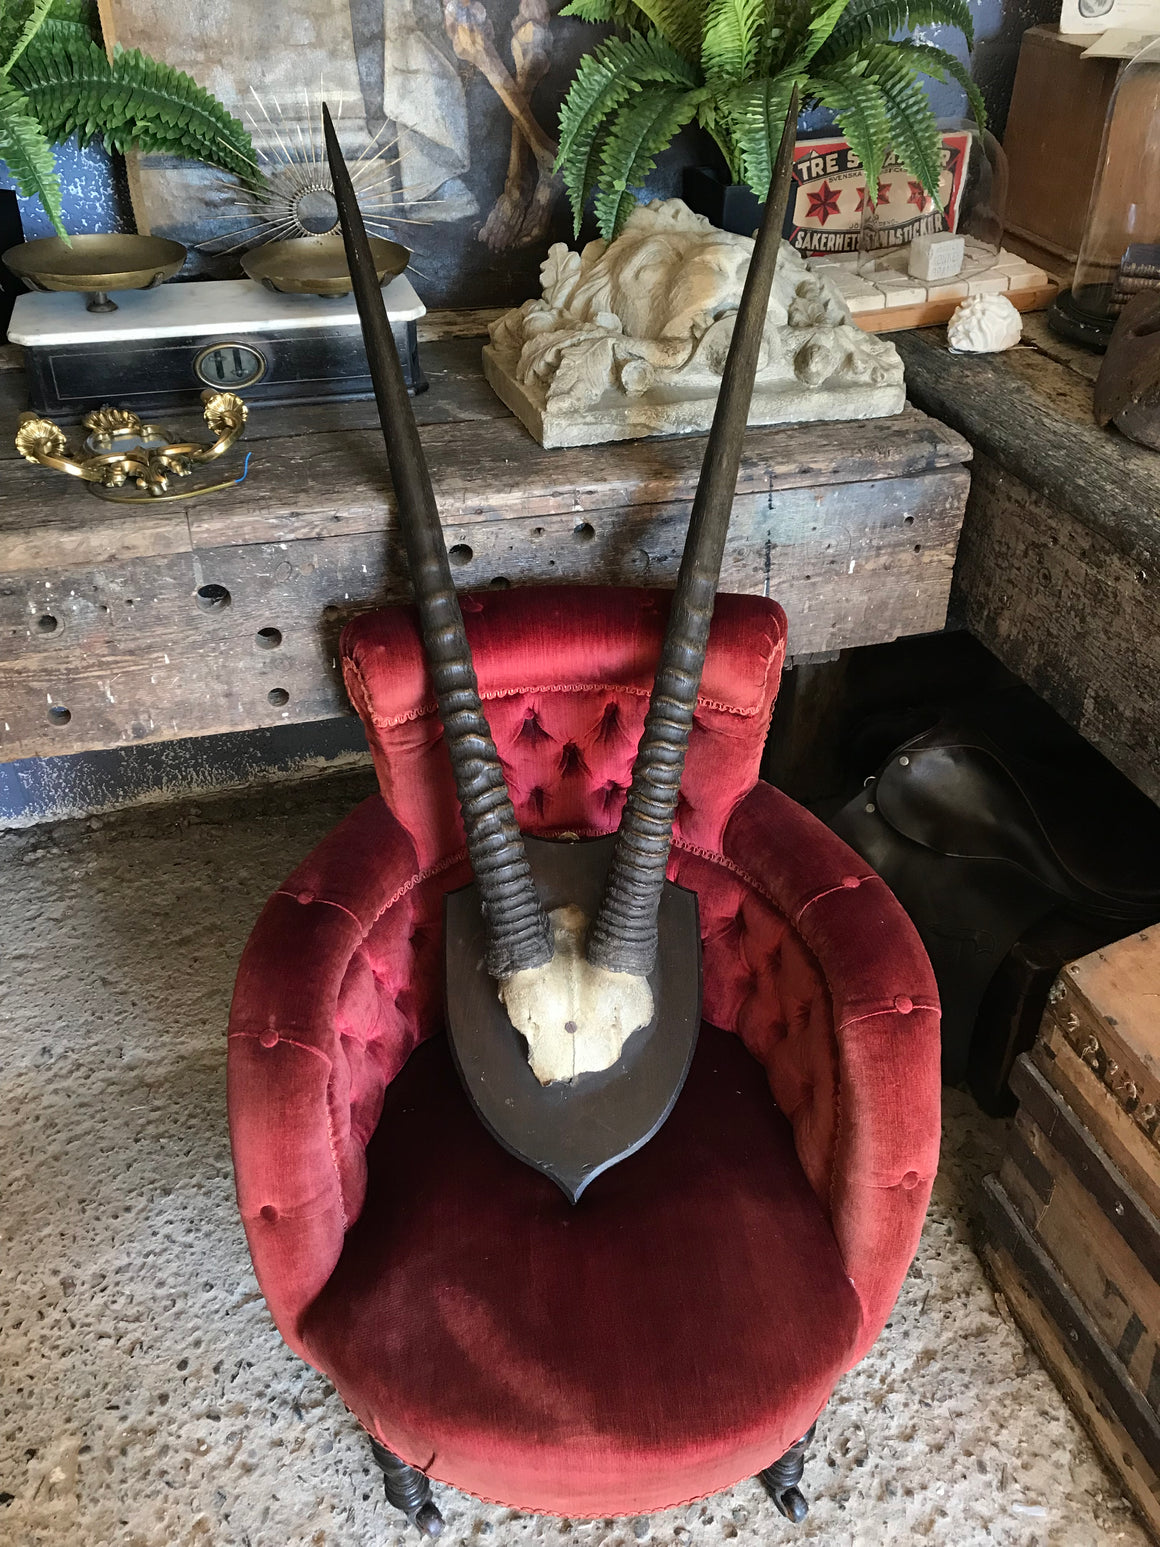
[228,587,941,1520]
[302,1024,863,1515]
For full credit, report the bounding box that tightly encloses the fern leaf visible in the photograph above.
[0,78,64,234]
[593,83,704,236]
[864,42,943,202]
[875,38,985,129]
[3,0,55,73]
[808,63,889,197]
[701,0,765,81]
[720,71,799,199]
[13,34,259,182]
[818,0,974,63]
[797,0,852,64]
[627,0,701,56]
[556,31,695,234]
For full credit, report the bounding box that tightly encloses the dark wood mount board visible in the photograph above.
[0,335,971,762]
[893,318,1160,808]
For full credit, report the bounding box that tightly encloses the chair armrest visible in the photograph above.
[227,794,432,1357]
[723,783,941,1364]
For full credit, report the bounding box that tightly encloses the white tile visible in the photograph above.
[847,290,886,312]
[874,280,927,307]
[1011,265,1050,288]
[926,281,969,301]
[967,272,1011,294]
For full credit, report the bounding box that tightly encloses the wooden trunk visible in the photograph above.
[0,336,971,763]
[983,930,1160,1541]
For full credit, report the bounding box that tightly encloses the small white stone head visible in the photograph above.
[947,294,1022,353]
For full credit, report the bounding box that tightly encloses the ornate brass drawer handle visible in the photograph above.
[15,391,248,499]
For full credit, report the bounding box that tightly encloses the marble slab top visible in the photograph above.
[8,274,425,346]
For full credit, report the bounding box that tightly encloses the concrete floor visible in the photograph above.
[0,773,1152,1547]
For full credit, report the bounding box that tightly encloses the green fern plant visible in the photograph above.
[0,0,257,240]
[557,0,985,238]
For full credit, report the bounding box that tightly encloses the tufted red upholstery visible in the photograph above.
[228,585,940,1517]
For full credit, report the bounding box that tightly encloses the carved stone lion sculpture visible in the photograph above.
[483,199,906,447]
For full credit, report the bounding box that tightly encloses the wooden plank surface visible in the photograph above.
[0,331,971,760]
[0,470,967,759]
[893,326,1160,575]
[950,451,1160,806]
[857,280,1058,335]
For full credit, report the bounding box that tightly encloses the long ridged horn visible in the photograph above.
[323,104,552,978]
[586,89,800,978]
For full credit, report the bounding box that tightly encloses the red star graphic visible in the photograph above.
[907,180,929,212]
[856,182,891,213]
[806,180,842,225]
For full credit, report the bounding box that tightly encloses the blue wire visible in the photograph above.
[233,451,253,485]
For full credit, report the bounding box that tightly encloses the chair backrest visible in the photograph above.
[342,586,786,868]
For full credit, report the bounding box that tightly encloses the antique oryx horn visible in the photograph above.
[325,93,799,1200]
[322,105,552,983]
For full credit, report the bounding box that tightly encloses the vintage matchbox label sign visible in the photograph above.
[784,131,971,257]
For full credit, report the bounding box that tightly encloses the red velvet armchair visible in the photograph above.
[228,585,941,1534]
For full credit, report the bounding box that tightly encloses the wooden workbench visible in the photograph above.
[0,333,971,762]
[895,315,1160,808]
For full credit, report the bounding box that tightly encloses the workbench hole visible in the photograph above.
[903,515,915,526]
[531,526,545,540]
[48,706,71,726]
[491,576,511,589]
[196,584,231,612]
[267,688,290,707]
[573,522,596,543]
[449,544,473,566]
[913,543,922,553]
[36,614,58,634]
[255,627,283,650]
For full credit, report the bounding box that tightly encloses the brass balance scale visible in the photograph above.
[6,229,424,501]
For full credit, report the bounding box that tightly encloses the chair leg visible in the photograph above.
[758,1422,816,1524]
[368,1437,445,1538]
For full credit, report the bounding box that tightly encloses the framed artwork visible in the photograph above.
[94,0,594,307]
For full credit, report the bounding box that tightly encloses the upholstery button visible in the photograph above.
[259,1029,279,1049]
[901,1170,919,1190]
[894,995,914,1014]
[259,1204,278,1223]
[296,890,314,905]
[841,875,861,889]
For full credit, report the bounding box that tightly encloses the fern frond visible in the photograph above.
[864,42,943,200]
[701,0,765,81]
[808,63,889,197]
[627,0,701,56]
[594,82,704,236]
[875,38,985,129]
[797,0,852,64]
[3,0,55,73]
[560,0,650,23]
[13,34,258,182]
[557,31,696,233]
[0,78,63,234]
[719,71,799,199]
[818,0,974,63]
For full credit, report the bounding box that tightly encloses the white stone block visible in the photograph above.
[967,272,1011,295]
[873,277,927,308]
[908,232,966,282]
[846,290,886,313]
[926,281,969,301]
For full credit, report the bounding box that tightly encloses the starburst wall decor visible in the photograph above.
[196,88,440,264]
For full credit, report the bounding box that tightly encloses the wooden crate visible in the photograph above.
[0,336,971,763]
[1002,26,1120,267]
[983,930,1160,1540]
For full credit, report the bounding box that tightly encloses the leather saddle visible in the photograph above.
[830,719,1160,1085]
